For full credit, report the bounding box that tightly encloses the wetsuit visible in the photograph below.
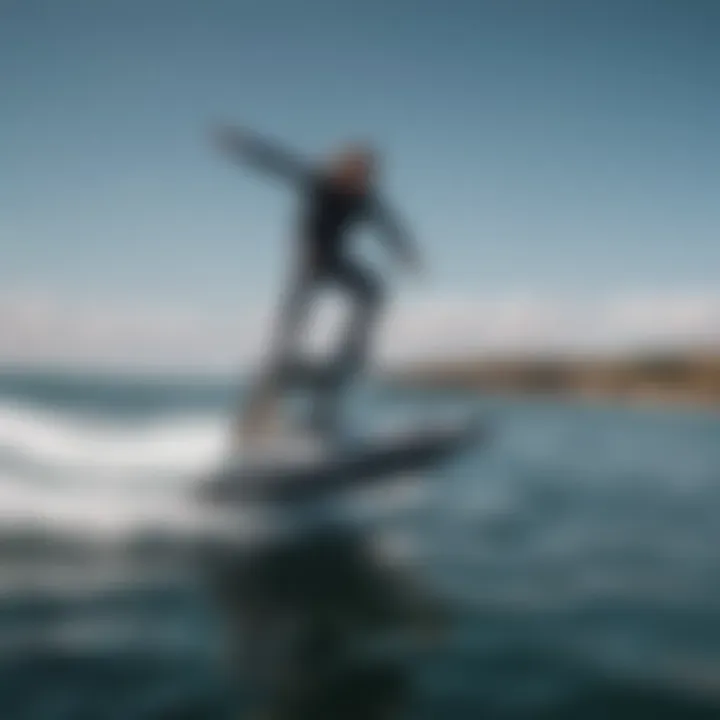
[221,129,415,432]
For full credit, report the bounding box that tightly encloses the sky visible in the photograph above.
[2,0,719,368]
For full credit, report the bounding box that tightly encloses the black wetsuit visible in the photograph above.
[222,129,414,429]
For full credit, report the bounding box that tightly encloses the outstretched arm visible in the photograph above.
[213,126,312,185]
[370,195,421,270]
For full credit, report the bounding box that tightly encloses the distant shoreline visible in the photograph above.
[389,352,720,409]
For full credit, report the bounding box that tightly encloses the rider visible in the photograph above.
[215,126,421,437]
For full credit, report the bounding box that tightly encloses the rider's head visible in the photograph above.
[327,144,377,191]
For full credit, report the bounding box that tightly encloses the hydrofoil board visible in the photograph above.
[202,414,484,504]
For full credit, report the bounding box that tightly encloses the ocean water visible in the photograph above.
[1,369,720,719]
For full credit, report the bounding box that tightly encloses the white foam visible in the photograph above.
[0,400,232,538]
[0,401,226,474]
[0,400,424,541]
[0,471,199,534]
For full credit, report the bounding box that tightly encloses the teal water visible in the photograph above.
[1,371,719,718]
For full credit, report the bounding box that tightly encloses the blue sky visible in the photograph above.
[2,0,719,365]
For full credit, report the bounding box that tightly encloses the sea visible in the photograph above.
[1,368,720,719]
